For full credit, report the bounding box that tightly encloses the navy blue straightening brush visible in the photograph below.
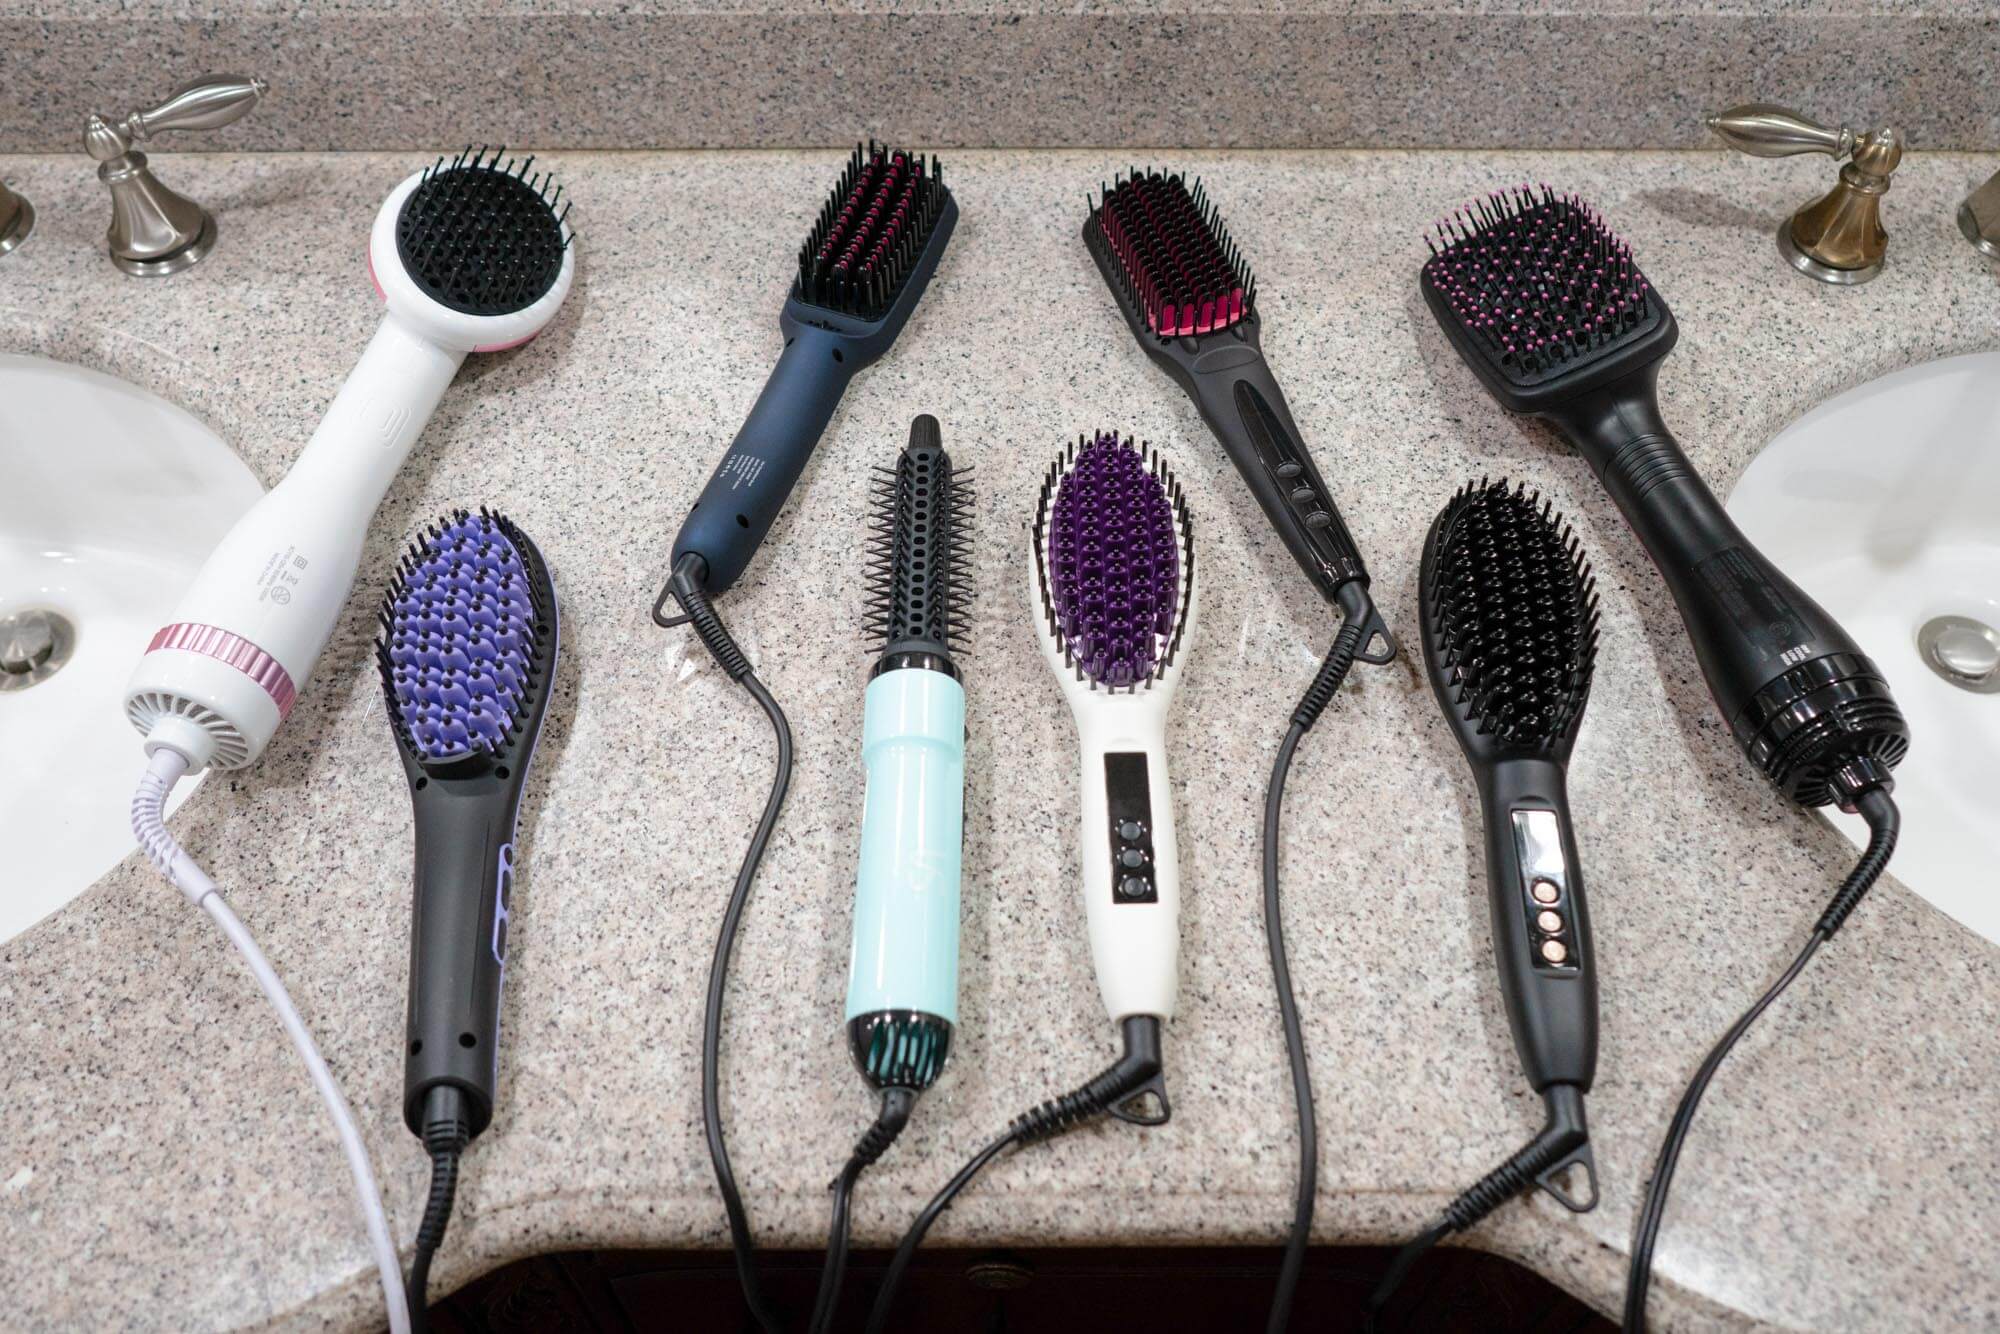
[377,508,559,1329]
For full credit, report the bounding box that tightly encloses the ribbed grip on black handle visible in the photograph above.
[1185,347,1368,601]
[1548,368,1906,805]
[1476,759,1597,1093]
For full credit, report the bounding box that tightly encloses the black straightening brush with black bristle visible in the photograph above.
[1372,478,1603,1321]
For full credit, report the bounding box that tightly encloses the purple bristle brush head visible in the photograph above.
[1033,431,1194,689]
[377,508,558,770]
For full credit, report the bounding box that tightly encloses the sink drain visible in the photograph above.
[0,609,74,691]
[1917,615,2000,694]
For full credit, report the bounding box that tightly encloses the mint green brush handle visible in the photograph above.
[843,666,965,1088]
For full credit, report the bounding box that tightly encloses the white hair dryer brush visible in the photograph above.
[126,146,574,773]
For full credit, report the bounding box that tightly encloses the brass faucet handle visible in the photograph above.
[1706,102,1903,286]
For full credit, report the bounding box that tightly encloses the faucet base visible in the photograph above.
[0,192,32,258]
[110,210,216,277]
[1959,200,2000,263]
[1778,215,1880,285]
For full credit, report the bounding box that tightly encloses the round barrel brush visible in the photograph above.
[1371,479,1603,1321]
[807,414,973,1334]
[376,509,560,1330]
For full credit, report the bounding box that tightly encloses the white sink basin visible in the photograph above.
[0,354,262,942]
[1730,352,2000,946]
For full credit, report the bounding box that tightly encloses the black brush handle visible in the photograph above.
[672,320,859,596]
[1475,757,1597,1092]
[404,782,519,1138]
[1182,345,1369,600]
[1549,365,1868,734]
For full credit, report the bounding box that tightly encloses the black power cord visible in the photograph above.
[406,1086,471,1334]
[1263,582,1386,1334]
[1262,616,1365,1332]
[1365,1083,1589,1327]
[807,1087,918,1334]
[656,553,790,1334]
[1623,786,1899,1333]
[864,1016,1165,1334]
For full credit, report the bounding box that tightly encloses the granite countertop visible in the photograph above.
[8,6,2000,154]
[1,148,1996,1332]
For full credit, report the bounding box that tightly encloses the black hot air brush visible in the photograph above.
[1419,187,1905,1331]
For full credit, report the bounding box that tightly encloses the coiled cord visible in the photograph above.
[808,1087,918,1334]
[131,747,411,1334]
[1623,787,1899,1332]
[864,1016,1165,1333]
[1264,612,1368,1333]
[661,553,789,1334]
[406,1087,472,1334]
[1366,1088,1588,1327]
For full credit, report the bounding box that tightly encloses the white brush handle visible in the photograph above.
[127,312,462,766]
[1075,707,1180,1023]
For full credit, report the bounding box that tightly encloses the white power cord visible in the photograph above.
[132,747,412,1334]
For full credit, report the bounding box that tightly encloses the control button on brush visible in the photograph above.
[1531,879,1560,904]
[1537,910,1564,934]
[1305,511,1332,528]
[1118,847,1147,869]
[1275,462,1303,479]
[1290,487,1316,504]
[1118,875,1150,900]
[1541,939,1569,964]
[1117,819,1145,841]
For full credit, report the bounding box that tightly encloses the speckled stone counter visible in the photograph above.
[0,148,1996,1332]
[7,2,2000,152]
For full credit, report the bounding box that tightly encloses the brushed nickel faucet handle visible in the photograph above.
[84,75,267,277]
[1707,102,1903,286]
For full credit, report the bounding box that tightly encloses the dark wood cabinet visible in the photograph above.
[427,1245,1615,1333]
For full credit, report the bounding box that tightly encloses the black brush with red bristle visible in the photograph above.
[669,140,957,602]
[1088,168,1398,1334]
[1084,169,1388,648]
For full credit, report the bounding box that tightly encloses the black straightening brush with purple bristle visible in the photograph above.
[377,508,559,1326]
